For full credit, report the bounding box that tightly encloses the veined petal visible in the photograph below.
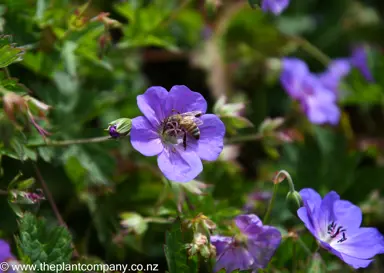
[234,214,262,236]
[197,114,225,161]
[137,86,168,128]
[215,246,254,273]
[332,228,384,259]
[211,235,232,256]
[299,188,322,212]
[246,225,282,269]
[333,200,362,232]
[317,191,340,233]
[157,147,202,183]
[339,254,373,269]
[130,116,164,156]
[297,207,318,238]
[165,85,207,116]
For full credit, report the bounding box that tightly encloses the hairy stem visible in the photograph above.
[224,134,263,144]
[33,163,80,258]
[27,136,112,148]
[292,238,297,273]
[263,182,279,225]
[274,170,295,193]
[291,36,331,66]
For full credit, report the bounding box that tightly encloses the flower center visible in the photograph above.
[325,221,347,244]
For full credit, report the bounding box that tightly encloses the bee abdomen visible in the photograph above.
[191,127,200,139]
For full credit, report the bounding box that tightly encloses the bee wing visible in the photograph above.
[194,118,203,126]
[180,111,203,117]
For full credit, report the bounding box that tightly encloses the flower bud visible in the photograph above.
[186,233,216,259]
[286,190,303,214]
[107,118,132,138]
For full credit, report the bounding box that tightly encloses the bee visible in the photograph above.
[163,110,203,150]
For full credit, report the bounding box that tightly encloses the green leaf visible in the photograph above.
[16,178,35,190]
[164,218,190,273]
[62,41,77,77]
[0,35,25,68]
[16,213,73,270]
[220,116,254,135]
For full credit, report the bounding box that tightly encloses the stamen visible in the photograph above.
[327,221,347,243]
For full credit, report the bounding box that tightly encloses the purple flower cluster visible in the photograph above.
[280,45,374,125]
[261,0,290,15]
[130,85,225,182]
[297,188,384,269]
[280,58,347,125]
[211,214,281,272]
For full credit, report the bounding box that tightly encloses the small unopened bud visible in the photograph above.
[286,191,303,214]
[107,118,132,138]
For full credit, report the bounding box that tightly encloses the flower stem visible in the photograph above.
[290,36,331,66]
[33,163,79,258]
[275,170,295,193]
[27,136,112,148]
[292,238,297,273]
[263,182,279,225]
[224,134,263,144]
[165,179,181,216]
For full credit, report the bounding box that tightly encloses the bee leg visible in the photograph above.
[172,109,180,114]
[183,132,187,150]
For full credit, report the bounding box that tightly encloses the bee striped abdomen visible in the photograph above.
[191,127,200,139]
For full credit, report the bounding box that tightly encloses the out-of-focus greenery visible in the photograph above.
[1,0,384,272]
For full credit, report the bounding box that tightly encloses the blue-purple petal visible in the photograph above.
[130,116,164,156]
[215,246,254,273]
[350,45,374,82]
[280,58,309,100]
[157,147,202,182]
[317,191,340,233]
[261,0,290,15]
[210,235,232,256]
[197,114,225,161]
[297,206,318,238]
[137,86,168,128]
[246,225,282,269]
[164,85,207,116]
[333,200,362,232]
[299,188,322,211]
[0,240,13,262]
[333,227,384,259]
[235,214,263,236]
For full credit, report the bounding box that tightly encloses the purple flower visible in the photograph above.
[211,214,281,272]
[318,59,351,93]
[297,188,384,269]
[299,75,340,125]
[261,0,290,15]
[280,58,310,100]
[0,240,14,268]
[350,45,374,82]
[280,58,340,125]
[130,85,225,182]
